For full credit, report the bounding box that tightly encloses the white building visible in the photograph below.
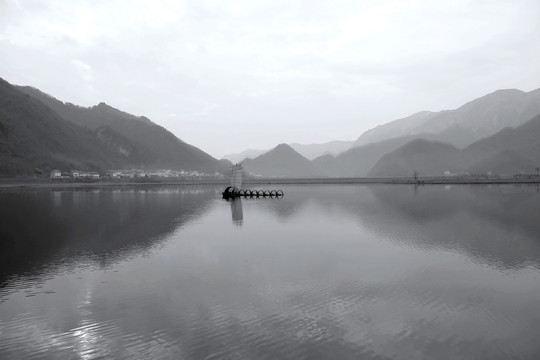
[50,170,62,179]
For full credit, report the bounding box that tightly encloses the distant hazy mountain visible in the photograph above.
[469,150,536,175]
[15,84,229,174]
[329,128,485,177]
[227,87,540,171]
[315,135,424,177]
[289,140,354,160]
[311,154,346,177]
[222,149,267,163]
[355,111,436,147]
[368,114,540,176]
[242,87,540,178]
[242,143,323,177]
[223,140,354,163]
[368,139,465,177]
[465,114,540,174]
[354,88,540,148]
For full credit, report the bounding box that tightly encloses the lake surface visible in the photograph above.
[1,184,540,359]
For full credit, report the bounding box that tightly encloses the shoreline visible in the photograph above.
[1,176,540,189]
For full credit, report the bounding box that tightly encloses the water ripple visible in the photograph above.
[2,185,540,359]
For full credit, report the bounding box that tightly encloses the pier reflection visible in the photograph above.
[229,198,243,226]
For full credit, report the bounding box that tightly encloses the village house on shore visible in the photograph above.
[49,168,224,181]
[50,170,100,180]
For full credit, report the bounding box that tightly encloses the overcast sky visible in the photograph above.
[1,0,540,158]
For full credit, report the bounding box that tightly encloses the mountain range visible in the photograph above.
[222,140,354,163]
[225,88,540,165]
[353,88,540,148]
[0,77,229,175]
[233,87,540,178]
[368,112,540,177]
[2,75,540,178]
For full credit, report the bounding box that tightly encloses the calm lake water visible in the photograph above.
[1,184,540,359]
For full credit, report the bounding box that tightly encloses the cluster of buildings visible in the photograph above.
[50,170,100,180]
[106,169,221,179]
[50,169,222,181]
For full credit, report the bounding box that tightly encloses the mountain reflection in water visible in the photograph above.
[1,185,539,360]
[0,187,216,286]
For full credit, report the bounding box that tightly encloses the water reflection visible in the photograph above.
[0,186,216,287]
[245,185,540,270]
[1,185,540,359]
[366,185,540,270]
[228,198,243,227]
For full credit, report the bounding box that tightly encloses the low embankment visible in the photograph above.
[243,176,540,185]
[1,176,540,189]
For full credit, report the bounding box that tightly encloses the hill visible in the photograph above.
[14,84,228,173]
[464,114,540,174]
[0,77,229,175]
[227,87,540,178]
[223,140,354,163]
[368,139,465,177]
[368,114,540,176]
[316,135,423,177]
[0,78,118,175]
[354,88,540,148]
[355,111,437,147]
[242,143,323,177]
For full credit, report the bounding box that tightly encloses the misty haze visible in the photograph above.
[2,1,540,359]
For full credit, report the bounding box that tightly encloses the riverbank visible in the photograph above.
[244,176,540,185]
[0,178,228,189]
[1,176,540,189]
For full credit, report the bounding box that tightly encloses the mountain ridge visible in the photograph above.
[0,78,117,174]
[0,77,229,175]
[4,77,540,178]
[369,114,540,177]
[242,143,323,177]
[354,87,540,149]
